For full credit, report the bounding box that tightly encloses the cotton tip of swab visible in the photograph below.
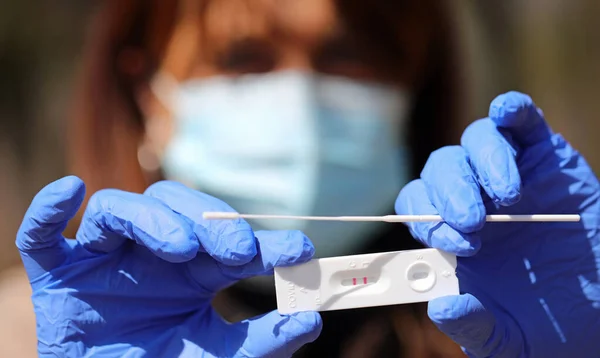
[202,212,240,220]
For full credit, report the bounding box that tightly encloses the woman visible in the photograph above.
[3,0,471,356]
[66,0,466,356]
[11,0,600,356]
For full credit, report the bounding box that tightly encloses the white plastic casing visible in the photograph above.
[274,248,458,314]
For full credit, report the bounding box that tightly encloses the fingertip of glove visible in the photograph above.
[286,311,323,339]
[488,91,533,128]
[496,185,522,206]
[447,199,486,233]
[432,226,481,257]
[428,294,490,327]
[277,231,316,265]
[302,236,316,260]
[56,175,86,192]
[451,237,481,257]
[146,219,201,263]
[428,294,499,350]
[18,176,86,252]
[34,176,86,220]
[157,240,200,263]
[289,230,316,263]
[428,295,460,324]
[252,230,315,269]
[293,311,323,326]
[217,227,257,266]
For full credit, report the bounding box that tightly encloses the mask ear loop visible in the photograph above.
[138,71,180,178]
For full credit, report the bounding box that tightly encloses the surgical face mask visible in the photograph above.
[152,71,412,288]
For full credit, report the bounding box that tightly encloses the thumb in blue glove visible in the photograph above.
[17,177,322,357]
[396,91,600,357]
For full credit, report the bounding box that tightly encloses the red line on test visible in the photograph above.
[363,277,367,284]
[352,278,357,286]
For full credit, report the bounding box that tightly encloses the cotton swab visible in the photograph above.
[202,212,580,223]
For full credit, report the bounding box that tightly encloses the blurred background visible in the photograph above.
[0,0,599,356]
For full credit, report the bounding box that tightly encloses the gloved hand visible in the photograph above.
[396,91,600,357]
[16,178,322,357]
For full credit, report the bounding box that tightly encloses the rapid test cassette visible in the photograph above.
[274,248,458,314]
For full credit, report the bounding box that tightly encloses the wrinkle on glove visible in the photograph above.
[396,91,600,357]
[144,180,257,266]
[17,178,321,357]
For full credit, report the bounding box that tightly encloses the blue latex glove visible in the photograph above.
[396,91,600,357]
[16,178,322,357]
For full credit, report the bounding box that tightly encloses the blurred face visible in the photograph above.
[137,0,436,260]
[140,0,432,152]
[174,0,381,80]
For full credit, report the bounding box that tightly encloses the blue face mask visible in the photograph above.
[154,70,412,259]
